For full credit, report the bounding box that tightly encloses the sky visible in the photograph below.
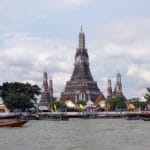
[0,0,150,99]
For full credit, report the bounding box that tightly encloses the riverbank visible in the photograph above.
[27,111,150,120]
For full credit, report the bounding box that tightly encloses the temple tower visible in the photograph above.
[61,27,101,102]
[43,72,48,90]
[113,71,123,97]
[49,79,53,101]
[40,71,50,107]
[107,79,112,99]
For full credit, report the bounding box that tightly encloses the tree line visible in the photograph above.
[0,82,149,112]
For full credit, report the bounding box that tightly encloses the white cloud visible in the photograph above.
[127,65,150,82]
[88,18,150,98]
[0,16,150,99]
[127,66,138,76]
[0,33,74,96]
[53,72,71,96]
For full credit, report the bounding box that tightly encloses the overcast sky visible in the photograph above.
[0,0,150,99]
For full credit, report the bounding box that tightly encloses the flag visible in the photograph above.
[53,104,57,111]
[105,103,110,111]
[127,103,135,109]
[79,104,84,109]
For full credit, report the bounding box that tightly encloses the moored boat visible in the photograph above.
[0,120,28,127]
[125,116,141,120]
[143,118,150,121]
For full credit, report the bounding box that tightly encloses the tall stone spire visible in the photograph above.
[79,26,85,49]
[40,71,50,107]
[43,71,48,91]
[107,78,112,99]
[116,71,121,83]
[72,27,93,80]
[113,71,123,97]
[61,28,101,102]
[49,79,53,101]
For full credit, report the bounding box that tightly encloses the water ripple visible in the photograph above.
[0,119,150,150]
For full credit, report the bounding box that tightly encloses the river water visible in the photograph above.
[0,118,150,150]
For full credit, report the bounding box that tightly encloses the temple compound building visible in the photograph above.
[107,71,124,100]
[61,27,101,102]
[39,71,53,108]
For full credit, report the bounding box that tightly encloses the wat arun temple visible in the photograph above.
[61,27,101,102]
[40,27,124,106]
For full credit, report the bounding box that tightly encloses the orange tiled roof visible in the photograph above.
[63,95,74,101]
[95,94,106,105]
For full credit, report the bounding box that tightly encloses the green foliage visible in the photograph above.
[107,99,116,111]
[0,82,41,111]
[4,93,33,111]
[77,100,86,106]
[52,101,67,111]
[116,98,126,110]
[133,101,146,110]
[107,96,127,111]
[139,102,147,110]
[131,101,140,108]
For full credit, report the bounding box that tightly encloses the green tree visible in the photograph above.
[4,93,32,111]
[107,96,127,111]
[132,101,140,108]
[77,100,86,106]
[107,98,116,111]
[128,99,147,111]
[116,97,127,110]
[139,102,147,110]
[52,101,67,111]
[0,82,41,111]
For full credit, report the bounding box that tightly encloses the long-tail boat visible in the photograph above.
[0,120,28,127]
[143,118,150,121]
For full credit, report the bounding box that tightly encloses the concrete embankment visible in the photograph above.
[27,111,150,120]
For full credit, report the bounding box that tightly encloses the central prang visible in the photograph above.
[61,27,101,102]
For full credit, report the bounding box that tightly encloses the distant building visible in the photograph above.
[61,27,101,102]
[39,71,53,108]
[107,71,124,100]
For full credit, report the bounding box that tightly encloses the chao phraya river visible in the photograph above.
[0,119,150,150]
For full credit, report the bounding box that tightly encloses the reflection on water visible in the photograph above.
[0,119,150,150]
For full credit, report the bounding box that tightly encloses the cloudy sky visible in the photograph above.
[0,0,150,99]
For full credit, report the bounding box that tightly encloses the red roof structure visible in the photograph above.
[94,94,106,105]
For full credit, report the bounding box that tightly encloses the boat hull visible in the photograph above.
[143,118,150,121]
[0,120,28,127]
